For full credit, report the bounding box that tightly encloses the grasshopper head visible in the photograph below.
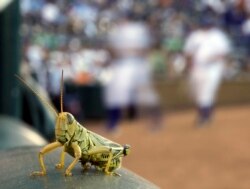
[57,112,75,130]
[123,144,131,156]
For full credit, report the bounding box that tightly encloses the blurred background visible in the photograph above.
[1,0,250,188]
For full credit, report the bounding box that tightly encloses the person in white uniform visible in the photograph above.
[103,16,155,132]
[184,18,231,126]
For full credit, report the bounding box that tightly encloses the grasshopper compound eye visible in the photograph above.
[66,113,74,124]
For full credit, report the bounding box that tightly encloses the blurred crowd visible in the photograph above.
[19,0,250,130]
[20,0,250,83]
[21,0,250,88]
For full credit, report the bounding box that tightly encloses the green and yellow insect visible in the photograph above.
[16,71,130,176]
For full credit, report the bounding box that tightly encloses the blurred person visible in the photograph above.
[183,17,231,127]
[223,0,247,35]
[41,1,60,25]
[103,16,161,133]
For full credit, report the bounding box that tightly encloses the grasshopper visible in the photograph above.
[16,71,130,176]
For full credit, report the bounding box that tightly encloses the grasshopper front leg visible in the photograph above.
[55,147,65,169]
[65,142,81,176]
[31,141,62,176]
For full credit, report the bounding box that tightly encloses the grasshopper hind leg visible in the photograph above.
[101,158,122,176]
[102,167,121,177]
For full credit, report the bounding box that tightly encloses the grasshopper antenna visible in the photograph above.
[60,70,64,113]
[15,74,58,117]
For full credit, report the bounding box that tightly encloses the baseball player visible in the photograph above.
[103,16,153,132]
[183,18,231,127]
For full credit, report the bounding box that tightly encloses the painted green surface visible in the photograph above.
[0,147,159,189]
[0,115,47,150]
